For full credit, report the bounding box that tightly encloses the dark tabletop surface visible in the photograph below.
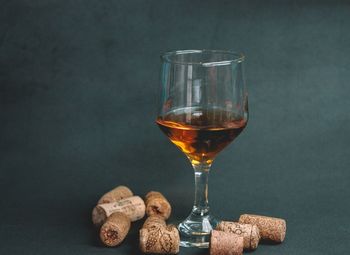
[1,0,350,254]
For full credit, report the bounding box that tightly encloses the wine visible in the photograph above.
[156,108,247,165]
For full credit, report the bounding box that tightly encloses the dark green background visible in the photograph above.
[1,0,349,254]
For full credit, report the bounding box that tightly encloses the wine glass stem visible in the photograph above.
[192,163,211,216]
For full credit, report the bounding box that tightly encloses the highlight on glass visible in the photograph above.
[156,49,248,247]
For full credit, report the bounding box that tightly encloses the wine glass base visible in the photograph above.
[178,214,220,248]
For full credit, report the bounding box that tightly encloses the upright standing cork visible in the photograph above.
[92,196,145,226]
[239,214,286,243]
[99,212,131,247]
[97,185,133,204]
[145,191,172,220]
[139,224,180,254]
[142,215,167,230]
[216,221,260,250]
[210,230,243,255]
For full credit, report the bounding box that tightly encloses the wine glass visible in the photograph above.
[156,50,248,248]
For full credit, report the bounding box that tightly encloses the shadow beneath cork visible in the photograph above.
[122,220,145,255]
[259,239,283,245]
[87,223,105,248]
[83,205,106,248]
[242,241,282,253]
[184,247,209,255]
[244,250,257,253]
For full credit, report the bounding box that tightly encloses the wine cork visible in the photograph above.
[216,221,260,250]
[239,214,286,243]
[210,230,243,255]
[97,185,133,204]
[139,224,180,254]
[145,191,172,220]
[99,212,131,247]
[92,196,145,227]
[142,215,167,230]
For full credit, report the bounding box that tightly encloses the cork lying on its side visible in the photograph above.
[210,230,243,255]
[100,212,131,247]
[145,191,172,220]
[92,196,145,227]
[239,214,286,243]
[139,224,180,254]
[216,221,260,250]
[97,185,133,204]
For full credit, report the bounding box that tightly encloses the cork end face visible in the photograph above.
[215,221,260,251]
[146,204,170,219]
[99,212,130,247]
[100,227,121,246]
[145,191,172,220]
[210,230,243,255]
[279,220,287,242]
[129,196,146,221]
[149,205,163,215]
[250,225,260,250]
[92,206,106,227]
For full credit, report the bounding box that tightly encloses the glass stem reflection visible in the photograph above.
[192,163,211,216]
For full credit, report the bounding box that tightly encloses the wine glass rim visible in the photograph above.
[161,49,245,66]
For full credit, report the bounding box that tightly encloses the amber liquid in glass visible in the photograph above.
[157,108,247,165]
